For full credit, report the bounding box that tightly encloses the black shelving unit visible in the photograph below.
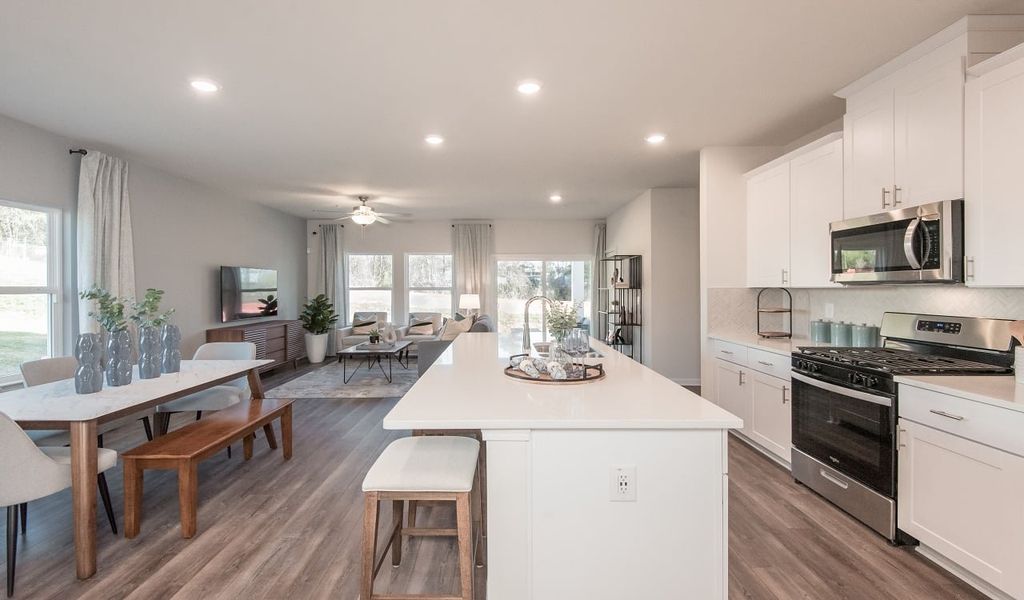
[597,254,642,362]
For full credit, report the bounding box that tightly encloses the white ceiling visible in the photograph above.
[0,1,1020,220]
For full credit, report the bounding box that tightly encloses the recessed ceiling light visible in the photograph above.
[517,80,543,95]
[189,79,220,93]
[549,194,563,202]
[645,133,666,145]
[425,134,445,146]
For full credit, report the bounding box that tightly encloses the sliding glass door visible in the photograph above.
[495,258,590,352]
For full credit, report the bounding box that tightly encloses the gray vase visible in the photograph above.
[161,324,182,374]
[138,326,162,379]
[105,329,133,387]
[74,333,103,394]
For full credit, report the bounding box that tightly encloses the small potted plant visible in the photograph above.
[368,328,382,344]
[300,294,338,363]
[130,289,174,379]
[547,301,581,344]
[80,287,133,386]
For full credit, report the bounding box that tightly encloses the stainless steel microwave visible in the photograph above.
[829,200,964,284]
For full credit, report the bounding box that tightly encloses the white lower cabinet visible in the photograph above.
[715,359,751,438]
[748,372,792,463]
[898,418,1024,598]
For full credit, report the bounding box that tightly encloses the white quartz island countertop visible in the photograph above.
[383,333,742,431]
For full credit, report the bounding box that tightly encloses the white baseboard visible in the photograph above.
[672,378,701,387]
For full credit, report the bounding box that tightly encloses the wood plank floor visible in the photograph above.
[2,366,987,599]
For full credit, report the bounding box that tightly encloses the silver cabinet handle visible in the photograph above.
[893,186,903,206]
[929,409,965,421]
[819,469,849,490]
[966,257,975,281]
[781,268,789,285]
[720,350,734,355]
[882,187,891,208]
[738,371,746,386]
[782,385,790,404]
[898,427,906,448]
[757,360,773,366]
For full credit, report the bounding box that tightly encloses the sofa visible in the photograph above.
[416,314,494,376]
[336,311,389,349]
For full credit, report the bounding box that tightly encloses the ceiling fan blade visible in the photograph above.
[334,215,355,221]
[314,208,356,214]
[375,216,392,224]
[373,212,410,218]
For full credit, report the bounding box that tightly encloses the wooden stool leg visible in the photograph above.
[281,406,293,460]
[178,461,199,538]
[391,500,403,567]
[407,500,418,528]
[361,492,380,600]
[479,440,487,538]
[473,469,485,568]
[455,493,474,600]
[124,460,143,539]
[262,423,278,450]
[243,434,254,460]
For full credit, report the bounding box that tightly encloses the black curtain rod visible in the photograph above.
[69,149,87,155]
[451,224,492,227]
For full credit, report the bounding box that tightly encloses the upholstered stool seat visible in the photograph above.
[362,436,479,493]
[361,436,483,600]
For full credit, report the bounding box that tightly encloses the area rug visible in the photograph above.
[265,358,419,399]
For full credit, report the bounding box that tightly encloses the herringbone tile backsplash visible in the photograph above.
[709,287,1024,338]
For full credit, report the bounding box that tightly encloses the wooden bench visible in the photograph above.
[122,398,294,539]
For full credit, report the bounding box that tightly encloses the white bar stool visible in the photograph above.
[360,436,483,600]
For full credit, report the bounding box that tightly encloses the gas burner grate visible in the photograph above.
[797,346,1010,375]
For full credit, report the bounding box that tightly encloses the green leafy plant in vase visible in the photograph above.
[130,288,175,379]
[300,294,338,363]
[368,328,382,344]
[80,286,133,386]
[547,301,581,343]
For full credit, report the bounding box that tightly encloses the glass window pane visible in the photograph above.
[497,260,543,348]
[0,294,50,379]
[0,205,49,287]
[408,254,452,288]
[348,290,392,321]
[409,290,453,317]
[348,255,393,288]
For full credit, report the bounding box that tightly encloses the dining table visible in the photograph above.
[0,359,271,579]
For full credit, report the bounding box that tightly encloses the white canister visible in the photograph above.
[1016,347,1024,385]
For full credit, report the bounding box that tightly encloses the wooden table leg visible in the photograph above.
[69,420,98,579]
[124,459,143,539]
[178,460,199,538]
[243,434,254,460]
[247,368,265,399]
[281,406,293,460]
[262,423,278,449]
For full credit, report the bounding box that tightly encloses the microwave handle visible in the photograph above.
[903,218,922,270]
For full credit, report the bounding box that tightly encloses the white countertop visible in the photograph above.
[708,331,827,356]
[895,374,1024,414]
[0,359,270,423]
[383,333,742,430]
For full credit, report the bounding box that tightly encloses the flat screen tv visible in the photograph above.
[221,266,278,322]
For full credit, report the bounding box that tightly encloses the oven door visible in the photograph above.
[829,200,962,284]
[791,372,895,497]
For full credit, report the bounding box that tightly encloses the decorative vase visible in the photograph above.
[138,326,162,379]
[105,329,133,386]
[383,323,398,344]
[74,333,104,394]
[305,332,329,364]
[161,324,182,373]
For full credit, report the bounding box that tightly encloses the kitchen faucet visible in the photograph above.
[523,295,553,351]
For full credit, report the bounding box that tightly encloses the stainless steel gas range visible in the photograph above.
[790,312,1015,544]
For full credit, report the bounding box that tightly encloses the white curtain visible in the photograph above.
[76,151,136,334]
[317,223,346,353]
[591,222,607,335]
[452,223,494,316]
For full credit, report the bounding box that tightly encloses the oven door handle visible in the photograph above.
[791,372,893,407]
[903,217,922,270]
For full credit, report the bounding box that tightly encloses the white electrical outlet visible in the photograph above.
[824,302,835,319]
[609,465,637,502]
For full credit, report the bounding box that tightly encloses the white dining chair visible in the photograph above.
[1,411,118,597]
[154,343,256,441]
[20,357,155,444]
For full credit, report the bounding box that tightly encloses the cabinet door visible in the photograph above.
[749,372,791,462]
[715,359,751,437]
[898,419,1024,598]
[746,162,790,288]
[789,139,843,287]
[965,53,1024,287]
[844,89,895,219]
[894,57,965,208]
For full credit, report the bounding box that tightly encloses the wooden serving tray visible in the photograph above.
[503,354,605,384]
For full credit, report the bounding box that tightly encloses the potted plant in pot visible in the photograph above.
[80,287,133,387]
[300,294,338,363]
[130,288,174,379]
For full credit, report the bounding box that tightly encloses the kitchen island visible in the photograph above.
[383,333,742,600]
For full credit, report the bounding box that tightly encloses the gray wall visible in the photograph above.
[0,112,307,358]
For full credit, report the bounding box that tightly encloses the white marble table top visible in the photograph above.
[0,359,270,425]
[384,333,742,431]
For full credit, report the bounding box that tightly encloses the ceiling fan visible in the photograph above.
[313,196,404,226]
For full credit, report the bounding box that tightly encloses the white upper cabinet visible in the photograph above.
[843,88,895,219]
[746,162,790,288]
[965,43,1024,287]
[789,137,843,287]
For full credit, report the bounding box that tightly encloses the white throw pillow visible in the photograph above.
[439,317,473,341]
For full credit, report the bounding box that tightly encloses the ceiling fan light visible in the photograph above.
[352,212,376,225]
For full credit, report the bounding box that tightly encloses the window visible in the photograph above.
[347,254,393,322]
[495,258,591,351]
[0,200,61,383]
[407,254,453,318]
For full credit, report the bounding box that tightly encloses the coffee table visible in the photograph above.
[337,340,413,384]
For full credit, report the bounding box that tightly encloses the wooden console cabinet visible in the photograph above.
[206,320,306,372]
